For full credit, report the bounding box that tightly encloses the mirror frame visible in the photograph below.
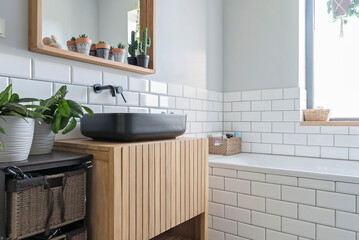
[28,0,156,75]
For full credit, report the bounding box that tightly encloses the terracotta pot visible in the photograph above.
[67,40,77,52]
[76,38,92,55]
[108,50,114,60]
[90,45,97,56]
[96,44,110,59]
[0,116,35,162]
[113,48,127,63]
[30,121,55,155]
[96,43,110,50]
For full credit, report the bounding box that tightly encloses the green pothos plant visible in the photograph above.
[0,85,47,149]
[36,85,93,135]
[327,0,359,24]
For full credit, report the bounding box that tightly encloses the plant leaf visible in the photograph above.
[51,112,61,134]
[0,85,13,103]
[62,117,77,134]
[82,106,94,115]
[0,93,9,106]
[27,110,45,120]
[4,103,28,116]
[67,100,84,118]
[25,105,50,111]
[59,116,70,130]
[3,111,27,122]
[0,126,5,135]
[9,93,19,103]
[17,98,39,103]
[58,99,70,117]
[0,141,2,150]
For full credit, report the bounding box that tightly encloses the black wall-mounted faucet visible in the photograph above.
[93,84,127,103]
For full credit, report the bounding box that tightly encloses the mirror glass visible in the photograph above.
[42,0,140,50]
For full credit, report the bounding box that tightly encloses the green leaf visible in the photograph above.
[0,93,9,106]
[0,126,5,135]
[51,112,62,134]
[17,98,39,103]
[9,93,19,103]
[58,99,70,117]
[25,105,50,111]
[27,110,45,120]
[4,103,28,116]
[3,111,27,121]
[82,105,94,115]
[0,85,13,103]
[67,100,84,118]
[59,116,70,130]
[62,117,77,134]
[0,141,2,150]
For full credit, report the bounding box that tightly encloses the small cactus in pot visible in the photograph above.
[96,41,111,59]
[90,44,96,56]
[67,37,77,52]
[76,34,92,55]
[137,27,151,68]
[113,42,127,63]
[108,45,114,60]
[127,31,138,65]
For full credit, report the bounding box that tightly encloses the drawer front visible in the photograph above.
[118,138,208,240]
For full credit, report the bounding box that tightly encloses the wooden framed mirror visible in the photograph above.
[29,0,156,74]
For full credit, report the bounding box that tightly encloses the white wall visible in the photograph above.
[0,0,223,91]
[223,0,300,91]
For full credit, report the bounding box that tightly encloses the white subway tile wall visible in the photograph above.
[224,87,359,160]
[0,53,223,139]
[209,166,359,240]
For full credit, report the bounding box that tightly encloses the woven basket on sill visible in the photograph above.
[209,137,241,156]
[303,109,331,121]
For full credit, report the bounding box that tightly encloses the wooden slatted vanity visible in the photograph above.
[54,138,209,240]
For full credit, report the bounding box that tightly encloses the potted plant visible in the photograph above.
[127,31,138,65]
[96,41,111,59]
[90,44,97,56]
[67,37,77,52]
[108,45,114,60]
[113,42,127,63]
[0,85,46,162]
[76,34,92,55]
[30,85,93,155]
[327,0,359,37]
[137,27,151,68]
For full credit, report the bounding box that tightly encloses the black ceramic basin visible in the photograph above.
[80,113,187,142]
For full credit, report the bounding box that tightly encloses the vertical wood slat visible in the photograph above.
[154,143,161,235]
[175,141,181,226]
[122,147,130,240]
[149,144,155,238]
[180,140,185,223]
[160,143,166,232]
[165,142,172,230]
[136,146,143,240]
[171,142,176,228]
[142,144,149,240]
[113,148,122,239]
[185,140,190,220]
[130,146,136,239]
[193,140,198,216]
[189,139,194,218]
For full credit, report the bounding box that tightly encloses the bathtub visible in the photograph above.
[208,153,359,240]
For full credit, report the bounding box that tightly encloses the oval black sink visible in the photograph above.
[80,113,187,142]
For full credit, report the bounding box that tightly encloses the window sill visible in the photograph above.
[300,121,359,126]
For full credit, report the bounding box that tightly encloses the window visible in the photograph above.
[306,0,359,119]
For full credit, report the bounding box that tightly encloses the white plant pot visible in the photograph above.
[76,42,91,55]
[30,121,55,155]
[0,116,35,162]
[113,52,126,63]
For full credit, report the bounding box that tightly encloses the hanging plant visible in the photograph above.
[327,0,359,37]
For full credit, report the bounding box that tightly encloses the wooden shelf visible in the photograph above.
[300,121,359,126]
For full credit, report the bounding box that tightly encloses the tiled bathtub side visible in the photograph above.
[223,88,359,161]
[209,164,359,240]
[0,53,223,139]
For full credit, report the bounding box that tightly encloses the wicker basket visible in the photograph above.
[6,168,87,239]
[209,137,241,156]
[303,109,331,121]
[32,225,87,240]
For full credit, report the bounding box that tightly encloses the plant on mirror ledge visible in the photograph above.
[67,36,77,52]
[108,45,114,61]
[0,85,46,162]
[137,27,151,68]
[90,43,97,56]
[76,34,92,55]
[30,85,94,156]
[127,31,138,66]
[113,42,127,63]
[96,41,111,59]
